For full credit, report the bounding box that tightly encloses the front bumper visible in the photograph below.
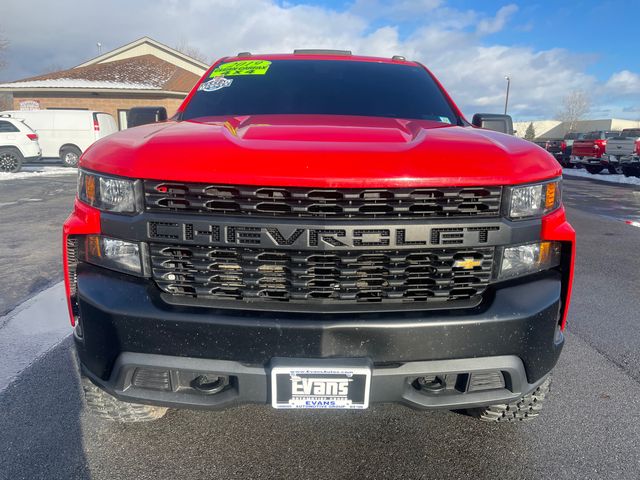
[76,265,564,410]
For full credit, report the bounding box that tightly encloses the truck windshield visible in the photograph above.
[181,59,459,124]
[621,129,640,137]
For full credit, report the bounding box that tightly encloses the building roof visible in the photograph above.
[514,119,640,139]
[0,37,207,94]
[75,36,209,73]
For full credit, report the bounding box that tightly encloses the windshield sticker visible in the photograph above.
[210,60,272,77]
[439,116,452,124]
[198,76,233,92]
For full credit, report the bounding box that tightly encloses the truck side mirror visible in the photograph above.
[127,107,168,128]
[472,113,514,136]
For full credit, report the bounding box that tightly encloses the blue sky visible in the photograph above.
[1,0,639,120]
[292,0,635,83]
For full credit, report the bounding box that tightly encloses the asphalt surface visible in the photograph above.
[1,174,640,479]
[0,173,76,316]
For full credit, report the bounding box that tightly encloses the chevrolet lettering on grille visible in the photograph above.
[148,221,503,250]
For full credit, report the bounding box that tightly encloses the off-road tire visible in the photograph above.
[607,165,623,175]
[0,147,24,173]
[465,376,551,423]
[585,165,603,174]
[81,375,168,423]
[60,146,82,168]
[621,166,639,178]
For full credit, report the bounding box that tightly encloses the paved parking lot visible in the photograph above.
[1,174,640,479]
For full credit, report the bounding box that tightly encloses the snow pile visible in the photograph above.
[563,168,640,187]
[0,78,160,90]
[0,166,77,182]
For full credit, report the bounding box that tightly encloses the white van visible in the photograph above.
[0,110,118,167]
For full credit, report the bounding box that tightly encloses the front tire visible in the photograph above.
[60,146,82,168]
[608,165,623,175]
[464,376,551,423]
[81,375,168,423]
[0,147,24,173]
[585,165,604,174]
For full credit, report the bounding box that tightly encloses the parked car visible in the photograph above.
[64,52,575,423]
[0,110,117,167]
[533,139,563,162]
[0,116,41,173]
[560,132,585,167]
[606,129,640,176]
[571,131,621,174]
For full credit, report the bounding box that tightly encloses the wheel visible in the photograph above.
[607,165,623,175]
[0,147,24,173]
[60,146,82,168]
[585,165,603,174]
[81,375,168,423]
[464,376,551,423]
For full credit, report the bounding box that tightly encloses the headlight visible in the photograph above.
[498,241,561,280]
[506,179,561,220]
[80,235,146,276]
[78,170,139,213]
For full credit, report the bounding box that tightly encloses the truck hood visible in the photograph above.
[82,115,561,188]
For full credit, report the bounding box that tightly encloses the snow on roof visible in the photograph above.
[0,78,160,90]
[0,55,201,92]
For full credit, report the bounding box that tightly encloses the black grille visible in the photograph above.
[144,182,502,219]
[150,243,494,311]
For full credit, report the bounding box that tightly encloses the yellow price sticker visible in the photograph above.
[210,60,272,77]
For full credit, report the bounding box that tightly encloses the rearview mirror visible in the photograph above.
[127,107,168,128]
[472,113,514,136]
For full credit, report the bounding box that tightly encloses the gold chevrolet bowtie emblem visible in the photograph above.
[453,257,482,269]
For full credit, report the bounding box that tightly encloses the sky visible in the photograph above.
[0,0,639,122]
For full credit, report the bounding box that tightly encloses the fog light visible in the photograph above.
[498,241,561,280]
[80,235,145,276]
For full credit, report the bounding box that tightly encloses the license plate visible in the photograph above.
[271,365,371,410]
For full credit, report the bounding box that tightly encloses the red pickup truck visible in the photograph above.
[571,130,621,174]
[63,52,575,423]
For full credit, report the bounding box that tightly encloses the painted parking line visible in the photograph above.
[0,282,71,393]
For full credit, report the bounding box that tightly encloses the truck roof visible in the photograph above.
[219,52,419,66]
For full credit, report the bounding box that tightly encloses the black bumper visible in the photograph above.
[76,265,564,409]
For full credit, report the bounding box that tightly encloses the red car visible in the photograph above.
[63,52,575,423]
[572,130,621,173]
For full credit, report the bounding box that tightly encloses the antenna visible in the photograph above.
[97,42,102,55]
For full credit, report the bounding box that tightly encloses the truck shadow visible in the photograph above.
[0,337,90,480]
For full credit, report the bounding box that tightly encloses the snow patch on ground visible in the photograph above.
[563,168,640,186]
[0,166,77,182]
[0,282,71,393]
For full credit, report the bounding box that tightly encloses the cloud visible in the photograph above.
[605,70,640,95]
[476,4,518,35]
[0,0,638,120]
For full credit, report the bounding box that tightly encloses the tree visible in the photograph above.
[556,91,590,133]
[174,38,208,64]
[524,122,536,140]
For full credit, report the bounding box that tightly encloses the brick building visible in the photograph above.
[0,37,208,129]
